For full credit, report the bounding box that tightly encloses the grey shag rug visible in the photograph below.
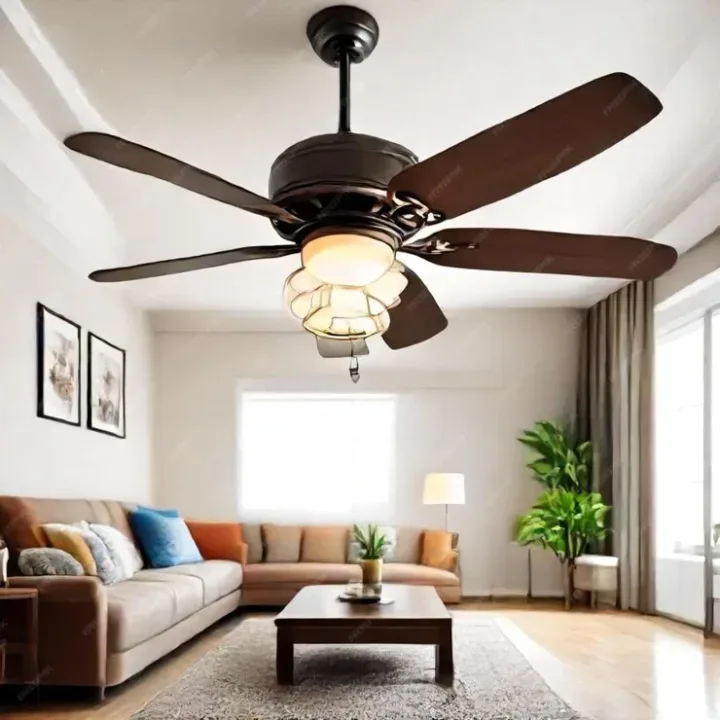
[134,615,585,719]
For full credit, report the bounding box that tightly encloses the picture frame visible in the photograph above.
[36,303,81,426]
[87,332,126,438]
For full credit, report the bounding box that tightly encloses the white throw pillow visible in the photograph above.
[90,523,144,580]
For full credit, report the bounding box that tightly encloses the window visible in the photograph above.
[655,320,704,554]
[239,393,396,522]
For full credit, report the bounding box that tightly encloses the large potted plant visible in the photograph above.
[352,523,387,588]
[515,421,611,609]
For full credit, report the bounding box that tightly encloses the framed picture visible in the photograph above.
[36,303,81,426]
[87,332,126,438]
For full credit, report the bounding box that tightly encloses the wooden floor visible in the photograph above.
[2,599,720,719]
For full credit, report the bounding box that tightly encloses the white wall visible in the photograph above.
[0,218,154,503]
[154,309,582,596]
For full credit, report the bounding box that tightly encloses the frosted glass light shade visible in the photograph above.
[303,286,390,339]
[302,232,395,286]
[423,473,466,505]
[283,263,408,341]
[365,262,408,309]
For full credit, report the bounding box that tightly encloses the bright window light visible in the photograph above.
[239,393,396,522]
[655,320,704,554]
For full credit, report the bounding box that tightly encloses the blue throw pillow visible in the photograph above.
[129,511,202,568]
[136,505,180,518]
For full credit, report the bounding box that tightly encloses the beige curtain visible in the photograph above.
[578,281,654,612]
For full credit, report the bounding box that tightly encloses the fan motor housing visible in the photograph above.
[269,132,417,203]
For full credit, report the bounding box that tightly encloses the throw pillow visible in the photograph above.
[73,521,121,585]
[348,525,397,563]
[0,498,47,555]
[262,524,302,563]
[18,548,84,576]
[90,523,144,580]
[391,526,423,564]
[420,530,457,570]
[137,505,180,518]
[43,524,97,575]
[186,521,247,564]
[130,511,203,568]
[301,526,348,563]
[241,523,263,563]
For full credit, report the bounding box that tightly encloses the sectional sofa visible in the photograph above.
[0,496,460,694]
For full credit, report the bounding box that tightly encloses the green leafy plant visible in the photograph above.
[518,420,592,491]
[516,488,610,609]
[515,422,610,609]
[352,523,387,560]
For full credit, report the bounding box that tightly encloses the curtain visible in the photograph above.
[577,281,654,612]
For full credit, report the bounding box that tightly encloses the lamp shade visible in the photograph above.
[423,473,465,505]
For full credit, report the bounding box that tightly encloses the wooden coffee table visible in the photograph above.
[274,584,453,685]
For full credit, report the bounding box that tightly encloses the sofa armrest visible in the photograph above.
[9,576,107,688]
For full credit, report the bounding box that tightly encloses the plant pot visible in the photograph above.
[360,558,383,588]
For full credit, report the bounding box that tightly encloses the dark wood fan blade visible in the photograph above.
[382,265,448,350]
[402,228,677,280]
[316,338,369,358]
[388,73,661,220]
[65,132,300,224]
[90,244,300,283]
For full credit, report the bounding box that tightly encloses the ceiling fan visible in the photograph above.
[64,5,677,357]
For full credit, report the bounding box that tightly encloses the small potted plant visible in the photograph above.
[352,523,387,589]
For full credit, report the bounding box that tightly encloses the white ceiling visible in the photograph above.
[3,0,720,313]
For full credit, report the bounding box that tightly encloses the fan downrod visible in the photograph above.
[307,5,379,66]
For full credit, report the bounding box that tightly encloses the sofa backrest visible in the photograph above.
[242,523,459,565]
[0,496,137,568]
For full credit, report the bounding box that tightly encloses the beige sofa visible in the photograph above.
[0,497,460,694]
[240,523,461,606]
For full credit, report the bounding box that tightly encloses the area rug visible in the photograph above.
[134,615,585,719]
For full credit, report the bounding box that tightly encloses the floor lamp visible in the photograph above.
[423,473,465,531]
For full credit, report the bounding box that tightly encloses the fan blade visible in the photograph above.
[90,244,300,283]
[388,73,661,220]
[65,132,300,224]
[316,338,369,358]
[382,265,448,350]
[402,228,677,280]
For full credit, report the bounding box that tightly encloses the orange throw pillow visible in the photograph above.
[186,521,247,564]
[421,530,457,571]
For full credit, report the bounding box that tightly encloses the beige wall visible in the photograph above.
[153,309,582,596]
[0,218,154,503]
[656,226,720,305]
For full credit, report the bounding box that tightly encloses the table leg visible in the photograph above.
[276,628,294,685]
[435,624,454,685]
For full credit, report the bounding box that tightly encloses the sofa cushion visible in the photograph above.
[0,498,47,560]
[262,524,302,563]
[72,522,121,584]
[90,523,144,580]
[107,571,203,652]
[130,512,203,568]
[147,561,243,605]
[186,521,246,564]
[17,548,84,576]
[42,524,97,575]
[421,530,456,570]
[241,523,263,563]
[301,526,348,563]
[391,527,423,564]
[243,562,361,587]
[380,563,459,587]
